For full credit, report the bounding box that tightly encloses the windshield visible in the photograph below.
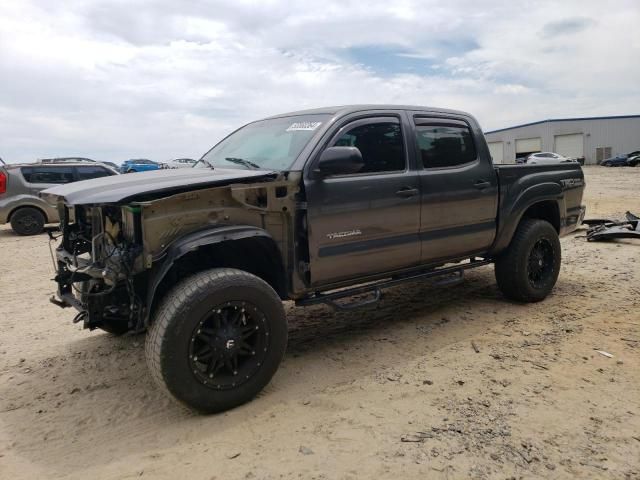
[197,114,329,171]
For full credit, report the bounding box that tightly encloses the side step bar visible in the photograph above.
[296,258,492,311]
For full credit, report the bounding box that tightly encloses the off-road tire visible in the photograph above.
[145,268,287,413]
[10,207,45,235]
[495,219,561,303]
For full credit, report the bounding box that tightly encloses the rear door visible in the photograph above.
[304,114,421,286]
[411,115,498,263]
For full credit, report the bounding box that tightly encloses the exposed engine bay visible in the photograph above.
[52,204,146,333]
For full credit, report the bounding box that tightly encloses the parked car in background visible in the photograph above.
[525,152,574,165]
[601,154,630,167]
[600,150,640,167]
[627,154,640,167]
[0,162,118,235]
[120,159,163,173]
[101,161,120,170]
[167,158,197,169]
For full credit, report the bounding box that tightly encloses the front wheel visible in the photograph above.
[145,268,287,413]
[495,219,561,302]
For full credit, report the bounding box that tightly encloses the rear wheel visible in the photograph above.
[495,219,561,302]
[145,268,287,413]
[10,207,45,235]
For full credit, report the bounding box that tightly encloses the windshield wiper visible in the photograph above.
[194,158,214,169]
[223,157,261,170]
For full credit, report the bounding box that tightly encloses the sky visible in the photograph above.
[0,0,638,164]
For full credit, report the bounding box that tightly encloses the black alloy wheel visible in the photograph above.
[189,301,270,390]
[526,238,555,289]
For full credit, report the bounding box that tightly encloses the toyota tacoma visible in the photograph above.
[42,105,586,413]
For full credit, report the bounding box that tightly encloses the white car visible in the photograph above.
[166,158,197,169]
[526,152,574,165]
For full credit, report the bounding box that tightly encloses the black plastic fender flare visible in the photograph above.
[144,225,281,324]
[490,182,563,255]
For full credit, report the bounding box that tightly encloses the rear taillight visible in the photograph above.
[0,172,6,194]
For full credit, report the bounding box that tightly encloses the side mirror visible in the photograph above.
[315,146,364,176]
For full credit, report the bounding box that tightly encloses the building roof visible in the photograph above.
[485,114,640,134]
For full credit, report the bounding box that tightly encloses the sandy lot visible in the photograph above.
[1,166,639,479]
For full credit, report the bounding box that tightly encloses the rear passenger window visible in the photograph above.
[77,166,112,180]
[333,122,405,173]
[21,166,75,184]
[415,125,477,169]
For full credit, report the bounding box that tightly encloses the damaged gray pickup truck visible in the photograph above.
[43,105,586,413]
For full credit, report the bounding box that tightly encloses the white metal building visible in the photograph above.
[484,115,640,164]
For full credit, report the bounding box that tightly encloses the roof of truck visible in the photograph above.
[264,104,470,119]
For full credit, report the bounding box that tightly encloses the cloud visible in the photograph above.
[0,0,638,164]
[541,17,596,37]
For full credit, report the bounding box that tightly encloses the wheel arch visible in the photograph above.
[145,226,287,325]
[520,200,560,232]
[490,182,563,256]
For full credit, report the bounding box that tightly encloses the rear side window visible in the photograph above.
[21,166,75,184]
[415,124,477,169]
[333,122,405,173]
[76,166,112,180]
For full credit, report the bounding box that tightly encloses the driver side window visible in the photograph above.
[333,121,405,174]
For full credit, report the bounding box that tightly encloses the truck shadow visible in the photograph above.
[1,267,522,475]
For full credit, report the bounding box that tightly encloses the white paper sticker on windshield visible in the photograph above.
[286,121,322,132]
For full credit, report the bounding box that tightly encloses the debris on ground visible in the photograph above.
[594,350,614,358]
[400,432,433,443]
[584,211,640,242]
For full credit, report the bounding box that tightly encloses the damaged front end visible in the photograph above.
[45,169,303,334]
[50,203,146,333]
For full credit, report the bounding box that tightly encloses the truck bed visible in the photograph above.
[491,162,585,254]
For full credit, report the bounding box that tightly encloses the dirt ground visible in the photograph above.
[1,166,639,479]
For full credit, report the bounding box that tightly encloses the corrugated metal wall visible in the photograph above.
[484,117,640,164]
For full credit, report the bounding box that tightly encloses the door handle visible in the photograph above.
[395,187,419,198]
[474,180,491,189]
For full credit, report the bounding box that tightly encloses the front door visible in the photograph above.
[304,116,421,286]
[412,116,498,263]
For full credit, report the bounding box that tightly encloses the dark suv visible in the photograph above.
[0,162,118,235]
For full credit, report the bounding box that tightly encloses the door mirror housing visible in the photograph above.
[315,147,364,176]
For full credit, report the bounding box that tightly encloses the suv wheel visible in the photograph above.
[495,219,561,302]
[145,268,287,413]
[10,207,45,235]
